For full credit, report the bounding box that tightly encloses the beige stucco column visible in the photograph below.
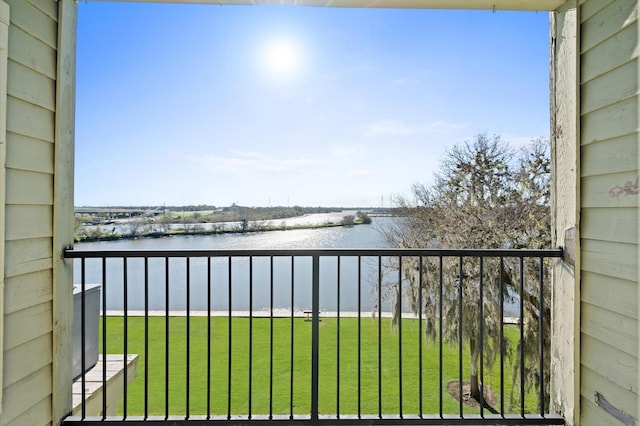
[53,0,77,423]
[550,2,580,425]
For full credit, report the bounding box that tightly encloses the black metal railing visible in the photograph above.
[62,248,564,425]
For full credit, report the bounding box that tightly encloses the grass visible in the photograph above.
[101,316,538,417]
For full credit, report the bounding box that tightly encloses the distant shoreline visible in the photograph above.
[75,219,369,243]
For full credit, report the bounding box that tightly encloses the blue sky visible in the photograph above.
[75,2,550,208]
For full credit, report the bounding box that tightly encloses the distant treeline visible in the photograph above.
[75,205,399,224]
[76,204,345,214]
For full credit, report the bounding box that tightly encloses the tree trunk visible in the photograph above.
[469,336,483,403]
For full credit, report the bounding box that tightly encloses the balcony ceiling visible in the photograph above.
[91,0,567,12]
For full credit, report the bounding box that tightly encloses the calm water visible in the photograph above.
[74,217,403,314]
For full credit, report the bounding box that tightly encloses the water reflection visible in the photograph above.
[74,218,397,313]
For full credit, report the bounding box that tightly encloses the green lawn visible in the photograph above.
[101,316,538,417]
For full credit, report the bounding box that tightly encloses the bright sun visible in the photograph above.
[262,38,302,78]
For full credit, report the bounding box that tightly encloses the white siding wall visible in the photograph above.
[1,0,58,424]
[0,0,9,417]
[579,0,639,425]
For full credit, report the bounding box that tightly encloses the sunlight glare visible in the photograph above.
[262,38,303,79]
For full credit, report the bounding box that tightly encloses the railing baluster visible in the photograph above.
[144,257,149,419]
[249,256,253,419]
[311,255,320,423]
[499,257,505,417]
[398,256,403,418]
[479,257,485,418]
[80,258,86,420]
[227,256,232,420]
[458,256,463,418]
[419,256,423,418]
[123,257,128,420]
[207,256,212,420]
[539,256,545,416]
[186,257,191,419]
[164,257,170,420]
[358,255,363,418]
[101,257,107,420]
[439,256,443,419]
[336,256,341,418]
[376,256,381,419]
[290,256,295,419]
[519,257,525,417]
[269,256,274,419]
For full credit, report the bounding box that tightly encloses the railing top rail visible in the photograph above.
[64,247,563,259]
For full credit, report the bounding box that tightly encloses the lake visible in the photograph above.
[73,216,404,314]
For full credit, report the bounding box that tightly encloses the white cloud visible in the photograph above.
[323,62,375,82]
[348,169,371,177]
[427,120,468,134]
[364,119,467,138]
[364,119,421,137]
[501,134,548,149]
[187,150,318,175]
[330,144,362,159]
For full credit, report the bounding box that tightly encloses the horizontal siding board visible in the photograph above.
[27,0,58,22]
[7,59,55,111]
[580,0,614,23]
[5,132,54,174]
[7,23,56,79]
[4,269,53,315]
[581,96,638,145]
[581,133,638,176]
[7,0,57,48]
[581,365,639,421]
[581,395,631,426]
[582,301,638,357]
[4,333,52,387]
[581,171,639,208]
[581,207,638,244]
[4,237,52,278]
[581,59,638,115]
[581,21,638,83]
[5,204,53,241]
[5,168,53,205]
[3,395,51,426]
[580,0,638,53]
[582,273,639,320]
[1,365,52,425]
[580,334,638,396]
[581,239,638,282]
[6,95,55,142]
[3,301,52,351]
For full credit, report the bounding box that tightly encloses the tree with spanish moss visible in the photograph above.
[383,133,551,412]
